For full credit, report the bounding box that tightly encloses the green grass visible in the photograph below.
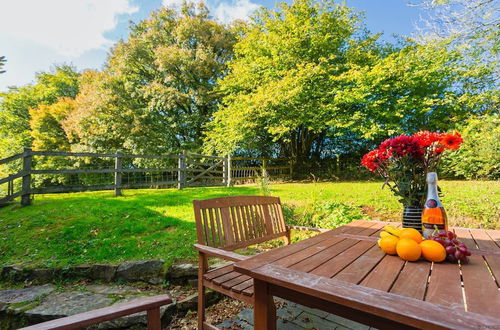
[0,181,498,269]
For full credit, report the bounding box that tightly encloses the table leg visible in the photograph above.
[254,279,276,330]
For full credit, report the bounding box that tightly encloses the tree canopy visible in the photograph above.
[204,0,492,166]
[64,3,237,155]
[0,65,79,158]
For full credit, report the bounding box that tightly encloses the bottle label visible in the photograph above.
[422,223,446,239]
[425,199,438,208]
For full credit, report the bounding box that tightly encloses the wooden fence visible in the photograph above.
[0,149,292,206]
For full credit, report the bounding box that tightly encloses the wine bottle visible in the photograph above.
[421,172,448,238]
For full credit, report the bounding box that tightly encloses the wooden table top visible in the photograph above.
[234,220,500,323]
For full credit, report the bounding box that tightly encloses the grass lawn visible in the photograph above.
[0,181,498,269]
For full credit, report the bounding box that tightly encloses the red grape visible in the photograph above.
[446,246,456,254]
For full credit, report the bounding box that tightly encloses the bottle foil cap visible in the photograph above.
[426,172,438,183]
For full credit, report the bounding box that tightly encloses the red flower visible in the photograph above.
[413,131,443,147]
[388,135,423,158]
[440,132,463,150]
[435,147,444,154]
[361,149,384,172]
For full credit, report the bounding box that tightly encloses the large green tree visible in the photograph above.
[0,65,79,158]
[205,0,494,166]
[205,0,380,161]
[65,3,238,155]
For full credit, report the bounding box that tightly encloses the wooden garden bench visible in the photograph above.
[193,195,326,329]
[19,294,172,330]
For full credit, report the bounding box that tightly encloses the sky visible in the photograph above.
[0,0,428,92]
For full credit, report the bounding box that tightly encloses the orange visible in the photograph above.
[399,228,423,243]
[396,238,422,261]
[420,240,446,262]
[379,235,399,255]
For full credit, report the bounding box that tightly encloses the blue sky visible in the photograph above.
[0,0,428,92]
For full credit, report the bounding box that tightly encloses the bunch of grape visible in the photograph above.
[428,230,471,263]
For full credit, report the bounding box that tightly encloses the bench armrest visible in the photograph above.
[20,294,172,330]
[194,243,249,262]
[286,225,329,233]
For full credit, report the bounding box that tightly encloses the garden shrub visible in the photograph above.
[284,201,367,229]
[441,114,499,180]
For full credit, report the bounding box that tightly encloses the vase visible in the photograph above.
[402,206,423,232]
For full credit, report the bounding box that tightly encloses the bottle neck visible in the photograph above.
[426,182,442,207]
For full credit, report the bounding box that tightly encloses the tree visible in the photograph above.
[205,0,377,162]
[0,56,6,74]
[0,65,79,158]
[30,97,75,151]
[205,0,495,168]
[65,3,238,155]
[415,0,499,90]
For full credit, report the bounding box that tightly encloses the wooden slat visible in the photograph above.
[468,229,500,283]
[360,255,406,291]
[0,171,24,185]
[311,223,385,278]
[208,208,218,247]
[333,244,386,284]
[201,208,210,246]
[0,152,25,165]
[204,264,234,281]
[212,271,242,285]
[221,274,251,290]
[231,278,253,294]
[220,207,235,246]
[455,228,499,317]
[214,208,224,247]
[390,261,431,300]
[424,262,463,310]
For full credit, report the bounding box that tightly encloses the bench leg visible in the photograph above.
[147,307,161,330]
[198,253,208,329]
[254,279,276,330]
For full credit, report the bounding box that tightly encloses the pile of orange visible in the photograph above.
[378,228,446,262]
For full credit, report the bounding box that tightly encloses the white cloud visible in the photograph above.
[0,0,138,57]
[162,0,259,23]
[214,0,260,23]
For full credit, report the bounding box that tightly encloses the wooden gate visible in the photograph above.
[181,153,228,188]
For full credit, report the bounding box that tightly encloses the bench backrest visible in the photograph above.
[193,196,288,251]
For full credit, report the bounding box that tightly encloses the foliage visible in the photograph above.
[285,200,366,229]
[205,0,491,169]
[205,0,374,161]
[65,3,237,156]
[0,65,79,159]
[441,114,499,179]
[257,169,272,196]
[361,131,463,206]
[30,97,74,151]
[0,181,497,268]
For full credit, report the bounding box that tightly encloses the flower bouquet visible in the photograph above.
[361,131,463,227]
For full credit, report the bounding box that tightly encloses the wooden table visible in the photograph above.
[234,220,500,330]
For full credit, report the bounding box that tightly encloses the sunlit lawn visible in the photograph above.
[0,181,497,269]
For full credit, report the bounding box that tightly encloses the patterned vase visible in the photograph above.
[402,206,423,232]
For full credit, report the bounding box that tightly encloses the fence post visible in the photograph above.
[223,154,232,187]
[114,151,123,197]
[21,147,32,206]
[178,151,186,189]
[261,158,266,177]
[289,158,293,180]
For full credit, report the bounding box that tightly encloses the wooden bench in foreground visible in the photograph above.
[19,294,172,330]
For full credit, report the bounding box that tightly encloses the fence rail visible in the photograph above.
[0,149,292,206]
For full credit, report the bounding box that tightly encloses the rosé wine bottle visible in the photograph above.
[421,172,448,238]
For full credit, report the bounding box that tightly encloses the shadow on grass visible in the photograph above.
[0,186,259,269]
